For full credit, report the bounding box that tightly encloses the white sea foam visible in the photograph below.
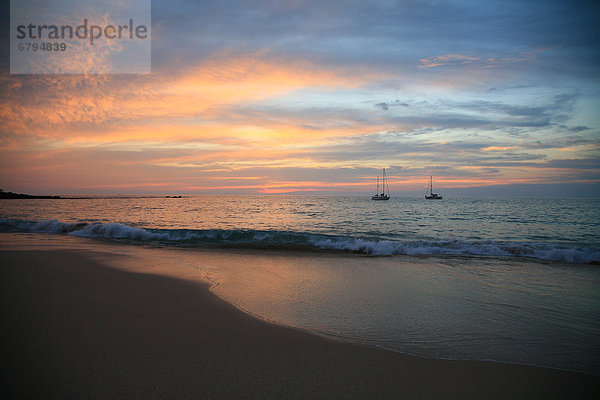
[70,222,166,241]
[1,218,598,264]
[311,236,600,263]
[31,219,84,233]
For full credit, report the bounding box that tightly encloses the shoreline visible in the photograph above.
[2,238,598,398]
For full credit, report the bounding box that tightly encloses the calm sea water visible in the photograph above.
[1,195,599,374]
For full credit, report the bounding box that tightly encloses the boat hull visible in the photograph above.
[372,195,390,200]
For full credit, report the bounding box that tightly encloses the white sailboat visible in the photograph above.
[372,168,390,200]
[425,176,442,199]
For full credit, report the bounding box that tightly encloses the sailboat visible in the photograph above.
[372,168,390,200]
[425,176,442,199]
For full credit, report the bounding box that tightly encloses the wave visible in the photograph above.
[1,218,599,264]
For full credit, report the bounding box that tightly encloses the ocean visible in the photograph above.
[1,195,599,374]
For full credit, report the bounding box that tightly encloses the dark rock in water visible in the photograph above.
[0,190,61,199]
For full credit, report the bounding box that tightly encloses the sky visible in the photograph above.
[1,0,599,196]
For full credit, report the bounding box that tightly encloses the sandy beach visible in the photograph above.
[2,242,598,399]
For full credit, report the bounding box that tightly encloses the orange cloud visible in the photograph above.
[0,54,374,141]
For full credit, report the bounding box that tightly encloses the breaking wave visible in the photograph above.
[1,218,598,264]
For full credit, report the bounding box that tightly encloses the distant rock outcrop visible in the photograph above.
[0,189,61,199]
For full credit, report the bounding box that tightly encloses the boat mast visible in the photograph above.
[429,176,433,195]
[386,169,390,195]
[383,168,387,195]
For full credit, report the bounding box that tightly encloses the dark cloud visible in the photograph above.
[561,125,590,132]
[375,102,388,111]
[544,158,600,170]
[149,0,600,80]
[374,100,409,111]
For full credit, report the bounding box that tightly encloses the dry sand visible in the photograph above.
[2,249,598,399]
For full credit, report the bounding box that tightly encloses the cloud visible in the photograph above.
[375,102,388,111]
[561,125,590,132]
[374,100,409,111]
[417,49,552,71]
[543,158,600,170]
[418,54,480,69]
[1,0,599,195]
[0,53,385,145]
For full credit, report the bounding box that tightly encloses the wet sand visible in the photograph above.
[1,247,598,399]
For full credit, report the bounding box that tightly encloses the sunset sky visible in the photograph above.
[1,0,599,196]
